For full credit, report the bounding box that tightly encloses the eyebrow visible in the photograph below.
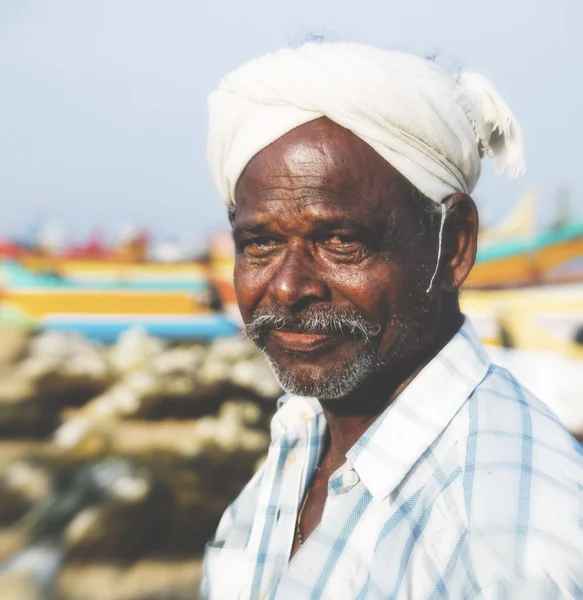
[232,221,273,238]
[232,216,369,239]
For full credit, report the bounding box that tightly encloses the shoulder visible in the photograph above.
[435,361,582,504]
[454,363,583,586]
[459,362,583,517]
[462,362,583,482]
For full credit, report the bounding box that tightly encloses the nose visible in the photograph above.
[270,246,327,309]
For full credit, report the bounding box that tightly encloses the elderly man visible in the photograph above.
[202,43,583,599]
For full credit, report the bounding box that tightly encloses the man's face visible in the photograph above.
[233,118,443,401]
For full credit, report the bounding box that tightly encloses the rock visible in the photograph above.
[196,338,281,401]
[229,357,281,399]
[108,328,166,375]
[53,418,110,457]
[0,482,31,525]
[28,331,93,360]
[150,346,207,376]
[219,400,263,427]
[0,373,58,437]
[0,351,104,437]
[0,526,28,563]
[56,559,203,600]
[0,373,37,406]
[27,331,109,384]
[24,458,160,560]
[0,328,281,594]
[0,572,45,600]
[22,399,270,558]
[4,460,52,504]
[13,331,111,410]
[206,337,257,363]
[0,545,62,600]
[186,401,270,457]
[0,328,29,367]
[60,460,154,557]
[0,459,53,524]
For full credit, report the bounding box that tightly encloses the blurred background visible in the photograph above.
[0,1,582,598]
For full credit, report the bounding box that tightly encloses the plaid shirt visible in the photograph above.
[202,319,583,599]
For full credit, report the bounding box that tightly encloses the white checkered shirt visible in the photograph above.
[202,318,583,599]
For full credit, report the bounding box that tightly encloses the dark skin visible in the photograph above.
[232,118,478,559]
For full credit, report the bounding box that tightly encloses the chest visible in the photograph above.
[290,461,335,558]
[217,434,466,600]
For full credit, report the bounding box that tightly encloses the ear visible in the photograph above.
[438,193,479,292]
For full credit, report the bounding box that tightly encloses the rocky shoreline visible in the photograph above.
[0,327,281,599]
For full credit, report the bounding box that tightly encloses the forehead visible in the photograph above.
[234,118,416,224]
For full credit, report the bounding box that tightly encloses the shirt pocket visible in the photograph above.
[203,541,248,600]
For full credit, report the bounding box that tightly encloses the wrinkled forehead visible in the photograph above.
[234,118,417,219]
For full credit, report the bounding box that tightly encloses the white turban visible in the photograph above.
[207,42,525,206]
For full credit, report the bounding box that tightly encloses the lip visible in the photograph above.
[269,330,337,352]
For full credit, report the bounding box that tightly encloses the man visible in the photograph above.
[202,42,583,599]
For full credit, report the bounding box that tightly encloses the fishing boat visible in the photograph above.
[0,260,212,316]
[461,283,583,359]
[19,256,211,293]
[2,288,206,319]
[467,223,583,288]
[208,233,241,322]
[40,313,240,344]
[460,192,583,356]
[466,190,583,288]
[0,260,237,342]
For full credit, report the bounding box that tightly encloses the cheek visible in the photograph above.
[233,260,271,322]
[330,260,431,334]
[328,263,397,322]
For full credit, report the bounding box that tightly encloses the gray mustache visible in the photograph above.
[245,306,381,343]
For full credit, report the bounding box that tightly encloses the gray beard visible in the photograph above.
[259,342,384,401]
[245,302,431,402]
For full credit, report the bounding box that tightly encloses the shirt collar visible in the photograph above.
[348,317,491,500]
[271,394,323,439]
[272,317,491,499]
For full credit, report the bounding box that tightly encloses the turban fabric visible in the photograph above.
[207,42,525,206]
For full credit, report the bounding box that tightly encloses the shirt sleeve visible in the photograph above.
[200,463,266,599]
[213,461,266,544]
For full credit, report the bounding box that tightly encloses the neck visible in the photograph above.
[321,302,463,462]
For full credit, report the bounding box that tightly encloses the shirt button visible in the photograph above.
[342,470,359,487]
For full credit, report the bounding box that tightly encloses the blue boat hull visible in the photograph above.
[41,314,241,344]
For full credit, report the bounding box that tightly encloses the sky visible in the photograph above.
[0,0,581,244]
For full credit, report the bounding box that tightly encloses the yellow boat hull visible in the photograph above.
[467,235,583,288]
[21,257,209,282]
[461,285,583,360]
[4,290,205,318]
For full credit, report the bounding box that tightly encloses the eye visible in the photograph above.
[241,237,280,258]
[322,235,364,254]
